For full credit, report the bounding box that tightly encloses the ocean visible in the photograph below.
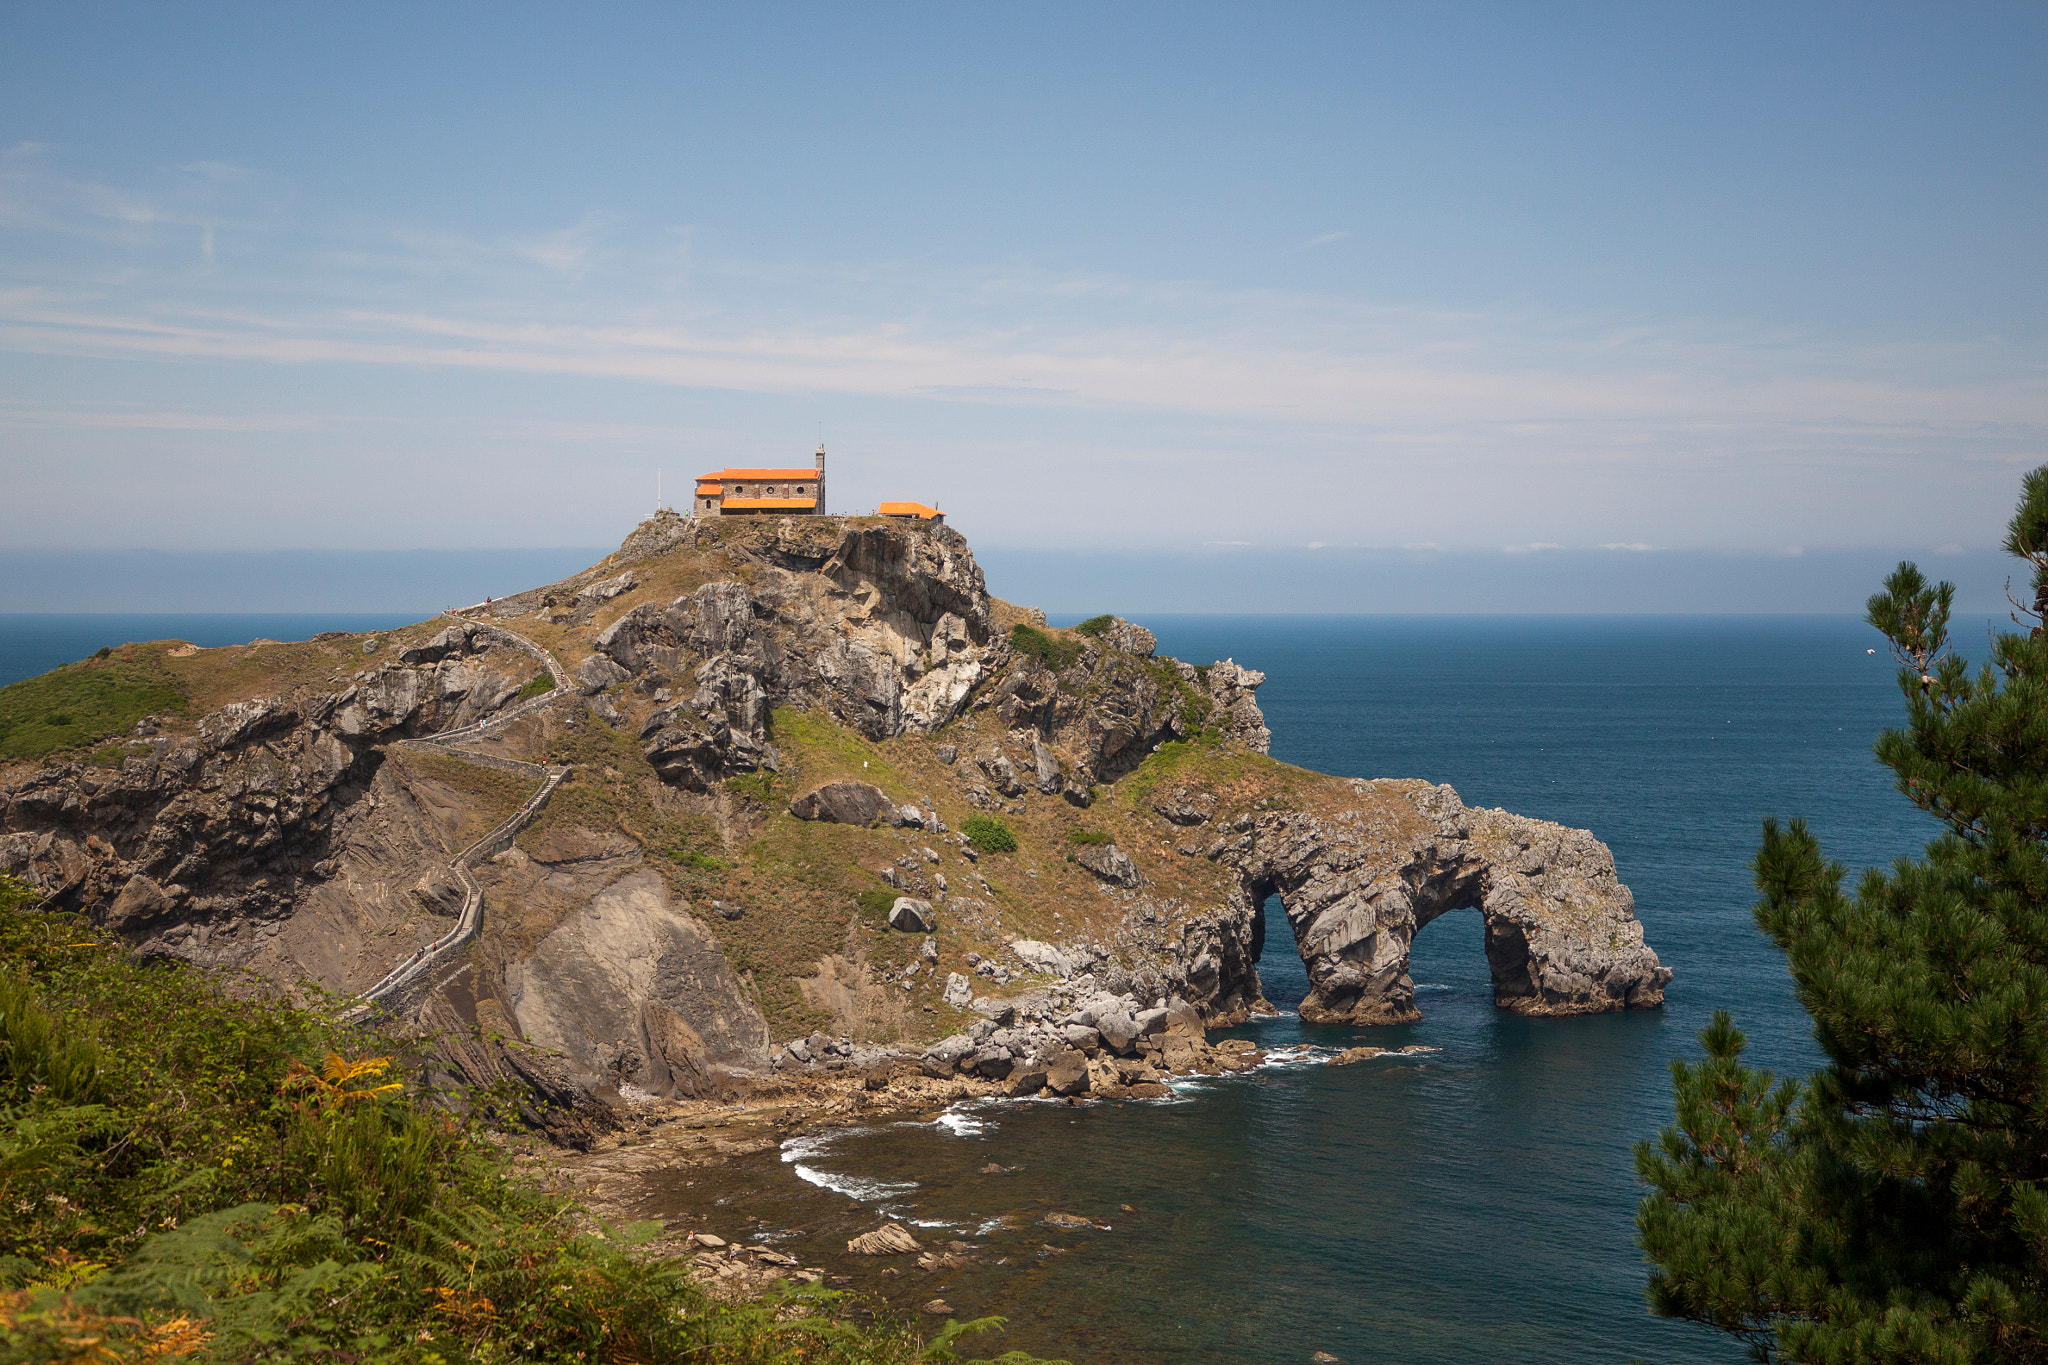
[0,612,1943,1362]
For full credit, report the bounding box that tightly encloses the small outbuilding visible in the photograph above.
[879,501,944,524]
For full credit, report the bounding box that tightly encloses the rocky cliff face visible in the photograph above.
[0,513,1669,1119]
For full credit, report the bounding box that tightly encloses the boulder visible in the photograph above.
[978,749,1025,798]
[922,1033,975,1076]
[1010,939,1079,978]
[1045,1047,1090,1096]
[942,972,974,1007]
[575,570,639,602]
[1062,1024,1102,1052]
[964,1047,1014,1079]
[888,897,936,932]
[1030,740,1061,794]
[711,900,744,921]
[574,654,630,694]
[787,780,892,826]
[935,745,958,765]
[1006,1058,1049,1095]
[847,1224,922,1256]
[1094,1007,1142,1054]
[1075,842,1142,888]
[1043,1211,1103,1230]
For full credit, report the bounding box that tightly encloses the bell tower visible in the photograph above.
[814,441,827,515]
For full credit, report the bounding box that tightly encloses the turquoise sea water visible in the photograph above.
[0,612,1950,1362]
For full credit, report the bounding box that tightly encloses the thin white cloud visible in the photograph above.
[1304,231,1350,249]
[1600,542,1656,551]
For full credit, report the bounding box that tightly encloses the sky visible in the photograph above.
[2,3,2045,609]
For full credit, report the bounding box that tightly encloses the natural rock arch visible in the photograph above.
[1211,779,1671,1024]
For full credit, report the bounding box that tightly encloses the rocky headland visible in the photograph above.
[0,511,1670,1144]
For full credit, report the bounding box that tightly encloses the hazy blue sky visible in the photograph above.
[3,4,2045,586]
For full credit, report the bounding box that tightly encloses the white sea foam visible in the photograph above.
[789,1164,919,1202]
[1415,983,1455,992]
[781,1129,917,1203]
[934,1106,990,1137]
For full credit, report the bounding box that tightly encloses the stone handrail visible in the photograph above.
[344,618,574,1020]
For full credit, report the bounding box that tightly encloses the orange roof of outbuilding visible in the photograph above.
[878,501,942,519]
[697,469,818,482]
[695,484,723,496]
[720,497,818,511]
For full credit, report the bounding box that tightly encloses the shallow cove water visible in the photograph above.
[637,615,1958,1363]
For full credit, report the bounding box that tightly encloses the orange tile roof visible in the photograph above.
[695,483,723,496]
[697,469,818,482]
[720,497,818,511]
[878,501,942,519]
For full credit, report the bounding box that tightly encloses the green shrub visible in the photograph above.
[1008,624,1083,672]
[962,814,1017,853]
[517,669,557,700]
[726,770,776,804]
[0,873,1062,1363]
[858,884,900,919]
[1072,615,1114,638]
[1067,827,1112,846]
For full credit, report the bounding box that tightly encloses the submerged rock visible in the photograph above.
[847,1224,922,1256]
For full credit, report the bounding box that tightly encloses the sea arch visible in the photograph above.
[1213,779,1670,1024]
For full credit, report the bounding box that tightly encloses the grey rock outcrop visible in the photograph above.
[888,897,936,932]
[1075,841,1143,888]
[788,780,893,826]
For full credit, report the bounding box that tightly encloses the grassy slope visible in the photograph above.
[0,647,185,761]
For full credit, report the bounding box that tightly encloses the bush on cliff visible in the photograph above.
[0,873,1055,1364]
[1637,468,2048,1361]
[1006,625,1082,673]
[961,814,1017,854]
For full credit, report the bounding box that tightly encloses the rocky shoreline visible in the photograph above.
[548,1011,1277,1305]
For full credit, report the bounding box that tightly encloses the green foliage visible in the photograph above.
[1066,827,1112,846]
[1637,470,2048,1362]
[858,883,901,919]
[0,873,1057,1364]
[0,652,184,759]
[961,814,1017,854]
[1007,624,1083,672]
[679,850,730,872]
[726,769,777,804]
[1072,615,1114,638]
[516,669,556,700]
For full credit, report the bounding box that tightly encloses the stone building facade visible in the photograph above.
[694,444,826,517]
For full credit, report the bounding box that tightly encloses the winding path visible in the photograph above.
[346,614,575,1019]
